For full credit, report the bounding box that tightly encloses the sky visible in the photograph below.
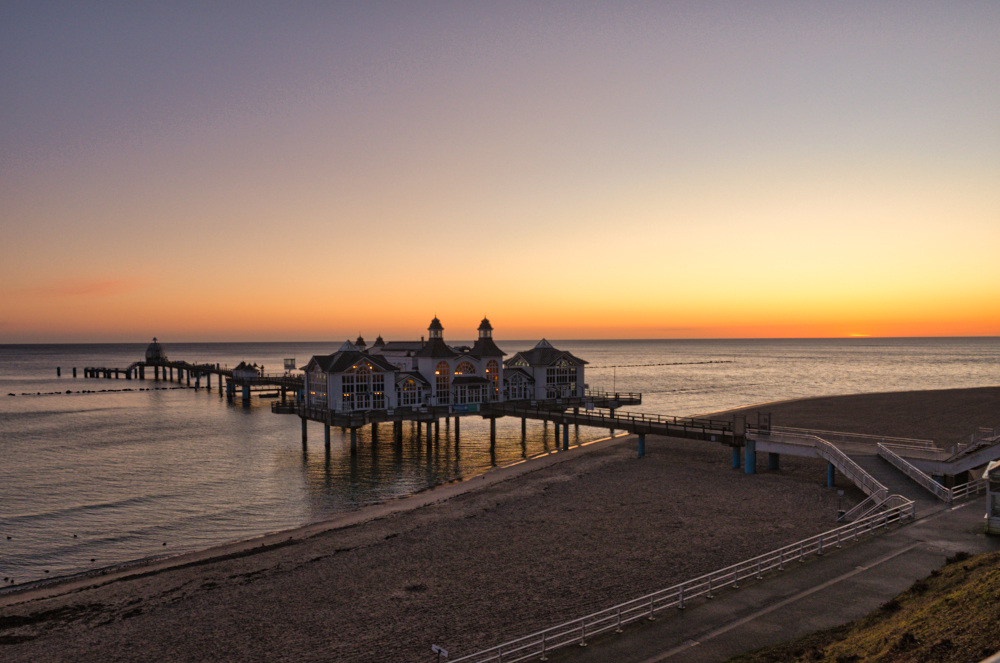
[2,1,998,343]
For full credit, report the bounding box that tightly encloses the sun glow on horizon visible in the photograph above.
[1,4,998,343]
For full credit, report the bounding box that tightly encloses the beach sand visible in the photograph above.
[1,386,997,662]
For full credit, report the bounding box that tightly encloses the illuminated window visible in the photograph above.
[309,370,327,408]
[436,361,450,404]
[546,359,577,397]
[455,362,476,375]
[343,364,374,410]
[487,360,499,401]
[399,379,421,406]
[506,374,528,400]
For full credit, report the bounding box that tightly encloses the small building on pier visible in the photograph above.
[504,339,588,399]
[145,338,167,365]
[301,317,586,413]
[232,361,262,380]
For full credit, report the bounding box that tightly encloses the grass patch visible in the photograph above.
[729,550,1000,663]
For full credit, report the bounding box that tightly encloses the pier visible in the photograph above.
[279,393,741,457]
[79,332,750,461]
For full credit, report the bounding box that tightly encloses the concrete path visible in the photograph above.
[552,498,998,663]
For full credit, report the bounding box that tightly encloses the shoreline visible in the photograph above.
[691,383,1000,419]
[3,386,997,662]
[7,384,999,607]
[5,385,998,610]
[0,432,631,608]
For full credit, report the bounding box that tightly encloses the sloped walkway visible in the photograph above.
[553,499,997,663]
[847,452,944,511]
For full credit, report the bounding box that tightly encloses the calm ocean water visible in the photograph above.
[1,338,998,585]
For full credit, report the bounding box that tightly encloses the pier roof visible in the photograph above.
[414,337,458,359]
[381,341,424,352]
[470,337,506,357]
[307,351,396,374]
[395,371,430,386]
[503,367,535,382]
[504,340,588,367]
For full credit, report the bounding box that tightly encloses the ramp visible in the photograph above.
[848,453,941,507]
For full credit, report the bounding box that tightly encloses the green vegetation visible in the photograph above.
[729,550,1000,663]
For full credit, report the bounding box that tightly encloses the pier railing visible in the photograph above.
[749,430,887,499]
[773,426,937,451]
[446,497,915,663]
[877,443,988,503]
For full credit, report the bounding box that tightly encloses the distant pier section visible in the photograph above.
[79,323,745,458]
[83,338,303,403]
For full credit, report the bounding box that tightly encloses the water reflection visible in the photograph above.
[296,414,610,516]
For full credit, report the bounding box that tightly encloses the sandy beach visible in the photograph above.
[2,386,997,662]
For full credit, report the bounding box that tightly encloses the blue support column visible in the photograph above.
[301,418,307,444]
[827,462,835,487]
[732,446,741,469]
[242,385,250,402]
[768,452,780,471]
[744,439,756,474]
[350,428,358,456]
[638,433,646,458]
[324,424,331,449]
[562,421,569,451]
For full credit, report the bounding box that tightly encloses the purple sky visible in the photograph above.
[2,2,998,341]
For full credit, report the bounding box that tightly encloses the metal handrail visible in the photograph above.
[838,489,888,522]
[877,444,990,503]
[750,430,887,498]
[877,443,951,501]
[447,498,915,663]
[951,478,988,501]
[773,426,936,449]
[497,402,734,431]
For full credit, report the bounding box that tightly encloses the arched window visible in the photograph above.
[486,360,499,401]
[436,361,450,404]
[455,362,476,375]
[399,378,420,406]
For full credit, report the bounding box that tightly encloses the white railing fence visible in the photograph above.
[877,444,989,503]
[749,430,887,498]
[447,499,915,663]
[773,426,937,450]
[951,478,989,501]
[838,488,888,522]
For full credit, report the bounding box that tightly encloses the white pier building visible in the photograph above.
[302,317,588,413]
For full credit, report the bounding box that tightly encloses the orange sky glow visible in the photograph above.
[1,4,998,343]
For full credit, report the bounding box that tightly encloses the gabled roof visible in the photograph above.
[307,351,398,374]
[469,337,506,357]
[414,336,458,358]
[504,343,588,367]
[396,371,430,387]
[503,367,535,382]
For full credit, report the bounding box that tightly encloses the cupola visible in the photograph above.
[428,317,444,339]
[478,317,493,339]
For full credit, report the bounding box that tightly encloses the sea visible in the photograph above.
[1,338,998,587]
